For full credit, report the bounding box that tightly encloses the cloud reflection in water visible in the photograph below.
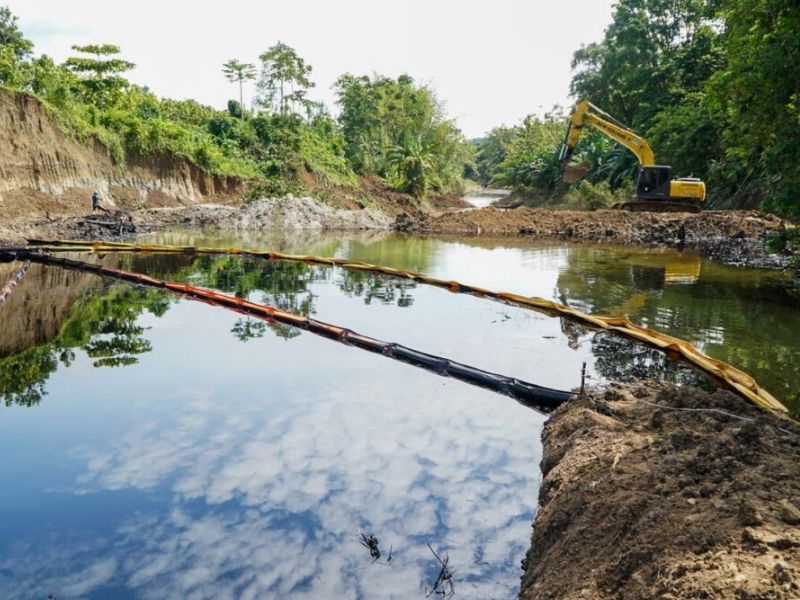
[3,367,544,599]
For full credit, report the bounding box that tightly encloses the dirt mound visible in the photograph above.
[136,195,394,231]
[409,208,794,268]
[521,383,800,600]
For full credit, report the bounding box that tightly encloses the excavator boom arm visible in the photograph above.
[560,100,656,166]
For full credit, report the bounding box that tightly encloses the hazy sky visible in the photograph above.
[9,1,615,138]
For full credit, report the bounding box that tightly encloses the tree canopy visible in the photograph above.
[476,0,800,219]
[257,42,314,115]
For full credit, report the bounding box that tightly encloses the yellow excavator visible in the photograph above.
[559,100,706,212]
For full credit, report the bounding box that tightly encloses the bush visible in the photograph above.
[562,180,632,211]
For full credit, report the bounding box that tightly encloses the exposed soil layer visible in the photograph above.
[0,89,244,223]
[521,383,800,600]
[402,207,797,269]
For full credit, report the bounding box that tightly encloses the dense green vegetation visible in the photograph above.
[0,6,472,198]
[1,2,797,215]
[335,74,472,196]
[475,0,800,220]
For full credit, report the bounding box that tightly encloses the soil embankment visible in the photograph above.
[521,383,800,600]
[403,207,795,269]
[0,89,243,222]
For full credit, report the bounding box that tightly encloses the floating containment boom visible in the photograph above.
[19,239,788,414]
[0,248,575,414]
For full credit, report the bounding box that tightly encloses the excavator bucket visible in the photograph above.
[562,161,590,184]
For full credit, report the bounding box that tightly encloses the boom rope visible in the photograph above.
[0,259,30,307]
[17,239,789,414]
[0,248,574,414]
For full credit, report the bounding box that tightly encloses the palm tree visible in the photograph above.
[388,135,437,198]
[222,59,256,119]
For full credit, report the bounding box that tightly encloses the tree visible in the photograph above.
[474,126,516,185]
[0,6,32,59]
[257,42,314,115]
[388,135,437,198]
[491,113,566,196]
[222,58,256,120]
[334,72,470,194]
[571,0,719,129]
[709,0,800,218]
[63,43,135,107]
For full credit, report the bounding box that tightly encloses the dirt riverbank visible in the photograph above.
[1,199,796,271]
[521,382,800,600]
[402,207,797,269]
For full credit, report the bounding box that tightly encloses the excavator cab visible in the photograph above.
[635,166,673,200]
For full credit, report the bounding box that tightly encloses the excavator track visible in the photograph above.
[611,200,702,214]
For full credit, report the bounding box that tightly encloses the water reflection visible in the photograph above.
[553,248,800,410]
[0,280,171,406]
[0,308,542,598]
[0,255,423,404]
[590,332,711,389]
[1,232,799,597]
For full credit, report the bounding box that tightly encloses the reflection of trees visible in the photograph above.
[591,332,710,389]
[0,346,58,407]
[556,249,800,412]
[338,270,416,307]
[193,257,327,341]
[0,285,170,406]
[192,256,418,339]
[231,318,267,342]
[338,235,436,273]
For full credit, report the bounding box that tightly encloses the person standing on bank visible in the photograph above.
[92,191,109,212]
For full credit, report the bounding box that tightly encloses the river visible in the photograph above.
[0,231,797,599]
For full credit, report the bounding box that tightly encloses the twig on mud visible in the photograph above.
[358,531,394,566]
[425,543,455,598]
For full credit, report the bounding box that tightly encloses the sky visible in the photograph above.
[9,0,615,138]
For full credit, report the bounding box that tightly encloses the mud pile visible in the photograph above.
[407,208,794,268]
[137,195,394,231]
[521,383,800,599]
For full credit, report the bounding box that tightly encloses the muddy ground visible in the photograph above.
[1,196,795,272]
[521,383,800,600]
[402,206,797,270]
